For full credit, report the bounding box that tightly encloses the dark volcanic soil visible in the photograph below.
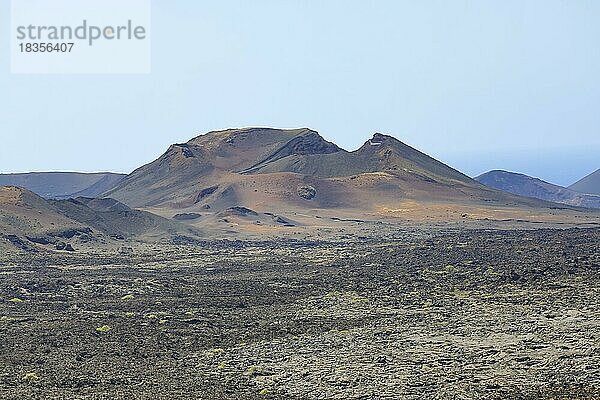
[0,228,599,399]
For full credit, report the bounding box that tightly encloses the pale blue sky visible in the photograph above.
[1,0,599,186]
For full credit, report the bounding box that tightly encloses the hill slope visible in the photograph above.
[0,172,125,199]
[5,129,597,238]
[569,169,600,195]
[476,170,600,209]
[105,128,345,207]
[0,186,199,252]
[105,128,492,210]
[246,133,474,185]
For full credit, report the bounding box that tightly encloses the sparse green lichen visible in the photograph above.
[22,372,39,382]
[244,365,260,376]
[206,348,224,357]
[444,264,457,273]
[95,325,111,333]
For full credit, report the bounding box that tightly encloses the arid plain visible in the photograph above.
[1,128,599,399]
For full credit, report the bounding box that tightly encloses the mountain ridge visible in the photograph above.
[476,170,600,209]
[103,128,485,209]
[3,128,599,241]
[101,127,576,220]
[569,169,600,195]
[0,172,125,199]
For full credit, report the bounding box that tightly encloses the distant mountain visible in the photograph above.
[0,186,199,252]
[104,127,558,216]
[103,128,486,208]
[4,129,596,242]
[475,170,600,209]
[569,169,600,195]
[105,128,344,207]
[0,172,125,199]
[66,174,127,198]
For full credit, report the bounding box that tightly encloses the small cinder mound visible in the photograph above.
[48,227,93,239]
[173,213,202,221]
[271,215,295,227]
[194,186,219,203]
[219,206,258,217]
[26,236,50,245]
[4,235,33,252]
[297,185,317,200]
[55,242,75,251]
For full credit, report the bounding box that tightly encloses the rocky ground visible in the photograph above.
[0,228,599,399]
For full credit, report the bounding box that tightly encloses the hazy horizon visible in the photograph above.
[0,127,597,188]
[2,1,599,186]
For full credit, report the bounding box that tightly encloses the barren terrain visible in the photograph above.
[1,227,599,399]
